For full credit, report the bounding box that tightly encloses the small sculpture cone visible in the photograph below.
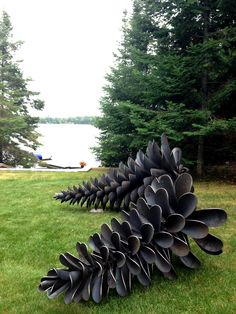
[39,173,227,304]
[54,134,188,210]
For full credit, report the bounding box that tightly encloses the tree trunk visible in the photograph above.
[197,136,204,177]
[197,68,208,177]
[0,142,3,163]
[197,0,209,177]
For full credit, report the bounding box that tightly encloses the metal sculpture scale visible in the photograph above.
[39,136,227,304]
[54,134,188,210]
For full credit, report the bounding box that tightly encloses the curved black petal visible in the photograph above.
[101,224,113,246]
[48,281,70,299]
[154,175,176,207]
[64,280,80,304]
[121,220,132,238]
[155,188,172,217]
[146,140,162,165]
[140,246,156,264]
[171,147,182,168]
[107,268,116,288]
[81,274,92,301]
[195,234,223,254]
[92,274,103,303]
[155,249,172,273]
[180,252,201,269]
[122,265,132,293]
[182,220,209,239]
[190,208,227,227]
[165,214,185,233]
[88,233,103,253]
[144,185,158,206]
[76,243,93,265]
[111,232,122,250]
[140,223,154,244]
[129,209,143,231]
[161,134,171,162]
[163,268,177,280]
[115,267,127,297]
[150,168,166,177]
[113,251,126,268]
[128,235,140,255]
[175,173,193,199]
[171,236,190,256]
[136,197,150,218]
[149,205,162,231]
[126,255,141,275]
[137,258,151,286]
[55,269,70,281]
[177,193,197,217]
[154,231,174,248]
[111,218,126,239]
[100,246,109,263]
[60,253,83,270]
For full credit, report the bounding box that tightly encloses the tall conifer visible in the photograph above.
[0,11,44,166]
[94,0,236,173]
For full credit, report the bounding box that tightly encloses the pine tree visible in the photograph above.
[94,0,236,174]
[93,4,157,165]
[0,11,44,166]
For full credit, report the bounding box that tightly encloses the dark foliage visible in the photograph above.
[94,0,236,173]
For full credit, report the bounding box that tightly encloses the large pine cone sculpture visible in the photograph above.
[54,134,188,210]
[39,173,227,304]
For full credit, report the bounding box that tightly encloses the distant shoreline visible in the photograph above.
[39,116,97,125]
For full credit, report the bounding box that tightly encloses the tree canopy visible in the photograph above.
[94,0,236,174]
[0,11,44,166]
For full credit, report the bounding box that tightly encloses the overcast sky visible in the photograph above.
[0,0,132,117]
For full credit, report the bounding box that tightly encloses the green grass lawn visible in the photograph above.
[0,170,235,314]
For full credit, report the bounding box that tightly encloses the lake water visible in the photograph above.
[36,124,101,167]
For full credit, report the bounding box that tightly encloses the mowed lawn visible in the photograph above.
[0,170,235,314]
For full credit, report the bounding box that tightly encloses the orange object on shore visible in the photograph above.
[79,161,87,168]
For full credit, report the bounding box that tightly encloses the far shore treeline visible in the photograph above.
[39,116,96,125]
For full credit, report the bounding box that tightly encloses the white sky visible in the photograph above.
[0,0,132,117]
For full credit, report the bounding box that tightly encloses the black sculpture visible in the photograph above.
[54,134,189,210]
[39,173,227,304]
